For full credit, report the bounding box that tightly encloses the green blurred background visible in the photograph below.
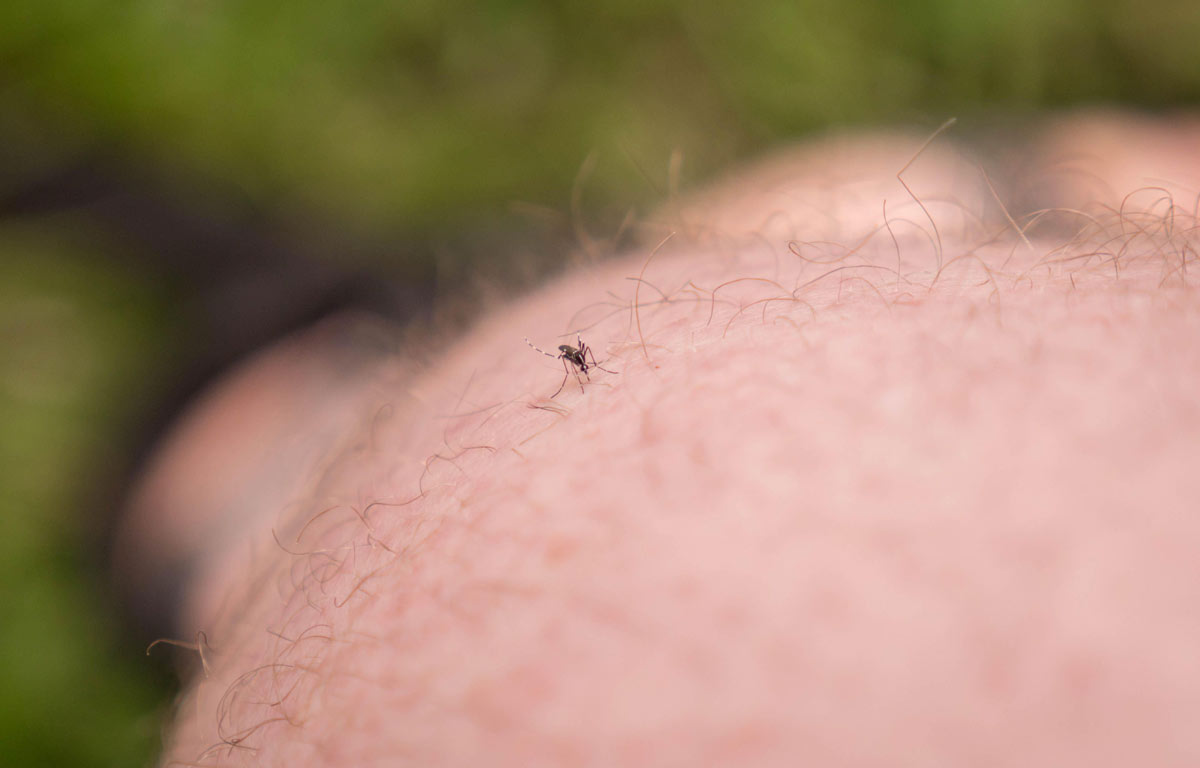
[1,1,1198,765]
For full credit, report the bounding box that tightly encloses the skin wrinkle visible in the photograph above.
[160,125,1200,767]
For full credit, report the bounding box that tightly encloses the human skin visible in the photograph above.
[122,111,1200,767]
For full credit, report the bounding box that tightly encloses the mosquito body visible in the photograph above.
[525,334,617,397]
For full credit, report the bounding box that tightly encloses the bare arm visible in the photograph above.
[131,113,1200,767]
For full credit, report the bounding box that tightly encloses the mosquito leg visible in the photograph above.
[566,357,586,394]
[551,358,571,398]
[525,337,558,359]
[587,346,618,375]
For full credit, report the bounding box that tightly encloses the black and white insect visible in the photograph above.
[525,334,617,397]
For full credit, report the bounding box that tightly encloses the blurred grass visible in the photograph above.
[2,1,1199,765]
[4,0,1198,234]
[0,230,171,767]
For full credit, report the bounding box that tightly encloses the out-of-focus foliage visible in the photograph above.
[4,0,1198,234]
[2,2,1198,766]
[0,233,171,768]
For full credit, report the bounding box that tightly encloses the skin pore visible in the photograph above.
[122,112,1200,767]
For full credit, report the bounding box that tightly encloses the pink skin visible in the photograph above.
[125,112,1200,767]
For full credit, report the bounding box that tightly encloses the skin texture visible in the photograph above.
[122,111,1200,767]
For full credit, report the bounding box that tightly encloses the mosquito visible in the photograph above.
[525,334,617,398]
